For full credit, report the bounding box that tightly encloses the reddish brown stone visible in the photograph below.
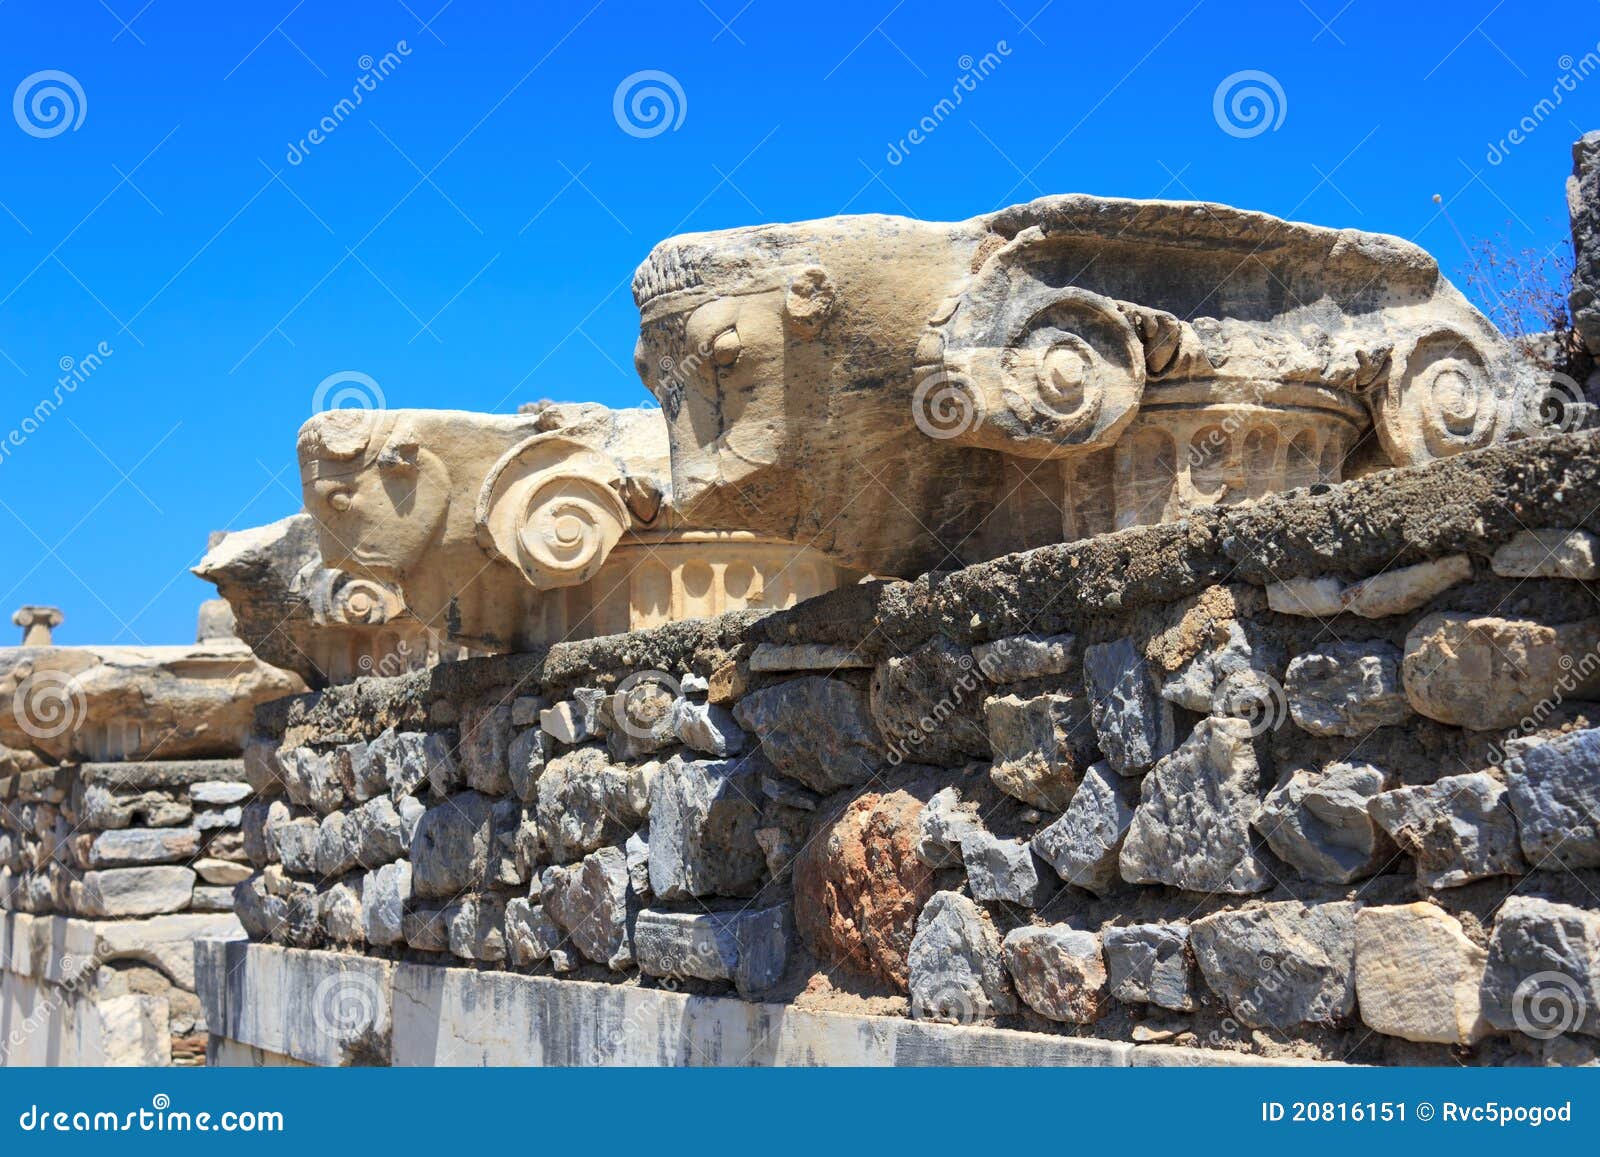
[793,787,936,991]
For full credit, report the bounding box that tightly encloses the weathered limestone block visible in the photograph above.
[1266,576,1345,618]
[632,197,1529,577]
[1083,637,1174,775]
[87,827,200,868]
[191,884,236,911]
[1482,896,1600,1038]
[908,891,1016,1022]
[80,866,196,917]
[1492,528,1600,579]
[1001,926,1108,1024]
[1031,761,1137,895]
[335,737,383,802]
[1120,717,1272,894]
[448,894,507,962]
[748,643,872,672]
[973,632,1074,683]
[192,780,251,807]
[1253,762,1391,884]
[732,677,883,792]
[1354,903,1488,1045]
[634,905,792,997]
[542,846,635,970]
[795,787,936,989]
[1402,613,1600,730]
[194,857,251,885]
[959,829,1056,908]
[314,811,357,876]
[194,805,242,832]
[671,699,747,758]
[1569,130,1600,355]
[361,860,411,946]
[409,791,495,898]
[535,746,652,864]
[0,639,303,763]
[602,679,681,761]
[1285,642,1412,737]
[271,815,320,875]
[403,901,452,954]
[625,828,651,898]
[283,747,345,813]
[1104,922,1196,1011]
[1337,555,1471,618]
[646,754,763,900]
[242,799,285,866]
[507,726,548,803]
[913,785,981,870]
[243,736,285,796]
[1191,901,1359,1029]
[1367,772,1525,890]
[459,702,514,795]
[541,693,605,746]
[382,731,446,801]
[984,692,1097,811]
[504,898,563,966]
[1504,730,1600,869]
[870,637,990,767]
[320,882,364,944]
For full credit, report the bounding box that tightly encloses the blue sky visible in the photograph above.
[0,0,1593,645]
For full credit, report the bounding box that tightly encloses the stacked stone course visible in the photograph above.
[222,430,1600,1066]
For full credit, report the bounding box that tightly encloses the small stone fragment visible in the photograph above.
[1083,636,1174,775]
[914,786,981,869]
[646,754,764,900]
[907,891,1016,1022]
[504,898,562,966]
[972,632,1075,682]
[959,829,1056,908]
[1285,642,1412,736]
[984,691,1098,810]
[671,699,748,757]
[1120,716,1272,894]
[1265,576,1346,618]
[1031,762,1136,896]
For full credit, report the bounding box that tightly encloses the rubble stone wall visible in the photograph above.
[0,761,249,1064]
[215,431,1600,1066]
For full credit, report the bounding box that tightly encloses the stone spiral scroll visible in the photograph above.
[1373,327,1511,467]
[475,434,632,590]
[923,234,1146,458]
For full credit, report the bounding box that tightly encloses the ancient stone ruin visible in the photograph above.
[9,148,1600,1067]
